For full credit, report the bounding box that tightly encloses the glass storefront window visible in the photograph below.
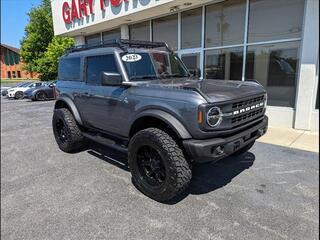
[130,21,150,41]
[245,41,300,108]
[102,29,121,41]
[205,47,243,80]
[181,53,201,77]
[153,14,178,51]
[85,33,101,44]
[181,8,202,49]
[205,0,246,48]
[316,87,319,109]
[248,0,305,43]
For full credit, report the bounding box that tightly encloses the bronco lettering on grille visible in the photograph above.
[232,102,264,116]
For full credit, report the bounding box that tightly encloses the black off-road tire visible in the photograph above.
[52,108,85,153]
[15,91,24,99]
[128,128,192,202]
[232,141,255,156]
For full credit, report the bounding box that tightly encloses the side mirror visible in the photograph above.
[101,72,123,86]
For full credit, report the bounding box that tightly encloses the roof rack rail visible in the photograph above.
[65,38,172,54]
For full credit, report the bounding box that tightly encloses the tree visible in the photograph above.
[20,0,53,73]
[37,37,75,81]
[20,0,74,80]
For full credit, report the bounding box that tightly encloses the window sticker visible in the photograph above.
[122,54,142,62]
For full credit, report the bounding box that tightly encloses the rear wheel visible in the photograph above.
[52,108,85,153]
[35,91,47,101]
[14,91,24,99]
[128,128,192,202]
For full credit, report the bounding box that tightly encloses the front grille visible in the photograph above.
[231,108,264,124]
[232,95,264,109]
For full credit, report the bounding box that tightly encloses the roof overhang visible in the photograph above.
[51,0,220,37]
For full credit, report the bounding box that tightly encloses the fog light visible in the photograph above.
[212,146,224,156]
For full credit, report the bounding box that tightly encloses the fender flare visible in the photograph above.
[130,109,192,139]
[54,97,83,125]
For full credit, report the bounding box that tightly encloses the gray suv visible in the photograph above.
[52,39,268,201]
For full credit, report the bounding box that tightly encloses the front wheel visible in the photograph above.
[128,128,192,202]
[14,91,24,99]
[52,108,85,153]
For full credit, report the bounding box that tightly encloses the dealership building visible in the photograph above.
[51,0,319,131]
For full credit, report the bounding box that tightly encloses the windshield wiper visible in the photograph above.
[130,75,159,81]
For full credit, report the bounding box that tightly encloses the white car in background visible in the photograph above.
[6,82,44,99]
[1,82,30,96]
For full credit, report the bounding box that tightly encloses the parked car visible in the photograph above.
[1,82,30,96]
[24,81,57,101]
[6,82,44,99]
[52,39,268,202]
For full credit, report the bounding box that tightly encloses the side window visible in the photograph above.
[86,55,118,85]
[58,57,81,81]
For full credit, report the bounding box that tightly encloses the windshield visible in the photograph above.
[121,52,189,81]
[16,82,31,87]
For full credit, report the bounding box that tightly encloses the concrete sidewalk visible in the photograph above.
[258,127,319,153]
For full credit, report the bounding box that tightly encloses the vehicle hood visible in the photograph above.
[7,87,29,92]
[135,78,266,103]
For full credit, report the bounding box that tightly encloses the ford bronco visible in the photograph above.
[52,39,268,201]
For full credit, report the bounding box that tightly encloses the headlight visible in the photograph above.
[206,107,222,128]
[8,89,14,92]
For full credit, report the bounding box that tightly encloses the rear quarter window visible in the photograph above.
[58,57,81,81]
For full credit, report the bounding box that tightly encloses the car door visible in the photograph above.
[80,54,128,133]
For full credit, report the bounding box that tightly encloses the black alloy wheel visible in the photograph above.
[55,118,68,144]
[136,146,166,187]
[36,91,47,101]
[52,108,85,153]
[128,128,192,202]
[15,91,24,99]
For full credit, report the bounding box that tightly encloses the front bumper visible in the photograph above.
[183,116,268,163]
[7,92,15,98]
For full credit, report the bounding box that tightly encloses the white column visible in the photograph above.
[294,0,319,130]
[74,36,85,46]
[121,25,129,39]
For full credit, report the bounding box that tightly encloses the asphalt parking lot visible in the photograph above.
[1,97,319,240]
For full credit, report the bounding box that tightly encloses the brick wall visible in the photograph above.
[0,45,39,79]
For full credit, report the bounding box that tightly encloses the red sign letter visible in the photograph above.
[110,0,122,6]
[87,0,94,14]
[71,0,79,21]
[78,0,88,17]
[62,2,71,24]
[100,0,105,10]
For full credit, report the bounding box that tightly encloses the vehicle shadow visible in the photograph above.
[167,152,255,204]
[85,143,255,204]
[86,143,129,172]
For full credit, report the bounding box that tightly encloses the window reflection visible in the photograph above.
[246,42,299,107]
[181,8,202,49]
[181,53,201,77]
[153,14,178,51]
[102,29,121,41]
[85,34,101,44]
[205,0,246,47]
[205,48,243,80]
[248,0,305,43]
[130,21,150,41]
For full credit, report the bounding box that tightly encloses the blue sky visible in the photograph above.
[1,0,42,48]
